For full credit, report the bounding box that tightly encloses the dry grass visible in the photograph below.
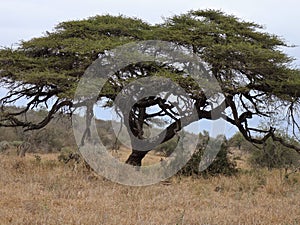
[0,154,299,225]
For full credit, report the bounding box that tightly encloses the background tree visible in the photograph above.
[0,10,300,166]
[228,130,300,170]
[249,138,300,170]
[229,132,254,151]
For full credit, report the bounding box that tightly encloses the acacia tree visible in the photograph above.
[0,10,300,166]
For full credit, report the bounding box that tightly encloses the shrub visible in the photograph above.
[177,133,237,177]
[154,136,179,157]
[228,132,256,152]
[58,147,77,163]
[249,138,300,170]
[0,141,10,153]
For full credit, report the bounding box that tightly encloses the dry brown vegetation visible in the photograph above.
[0,153,299,225]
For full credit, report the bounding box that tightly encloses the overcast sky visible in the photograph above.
[0,0,299,66]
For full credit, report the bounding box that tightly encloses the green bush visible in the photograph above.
[177,133,237,177]
[58,147,78,163]
[154,136,179,157]
[228,132,256,152]
[249,138,300,170]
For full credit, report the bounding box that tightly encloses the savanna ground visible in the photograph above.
[0,149,299,225]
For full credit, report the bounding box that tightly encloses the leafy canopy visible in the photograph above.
[0,10,299,165]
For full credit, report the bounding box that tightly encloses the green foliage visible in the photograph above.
[1,10,298,102]
[228,132,244,149]
[57,147,77,163]
[155,136,179,157]
[202,141,238,176]
[177,133,237,177]
[250,138,300,170]
[0,15,153,99]
[228,131,300,170]
[0,107,76,152]
[228,132,254,152]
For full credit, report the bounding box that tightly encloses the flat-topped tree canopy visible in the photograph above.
[0,10,299,165]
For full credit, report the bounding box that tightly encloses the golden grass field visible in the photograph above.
[0,151,299,225]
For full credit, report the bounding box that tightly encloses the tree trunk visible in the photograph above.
[125,150,149,166]
[18,142,31,158]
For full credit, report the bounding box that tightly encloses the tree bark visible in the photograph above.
[125,150,149,166]
[17,142,31,157]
